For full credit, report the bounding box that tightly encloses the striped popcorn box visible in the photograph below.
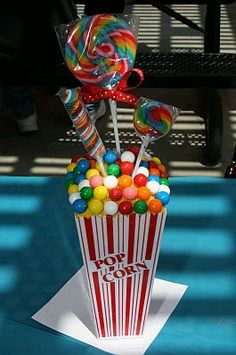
[75,211,166,338]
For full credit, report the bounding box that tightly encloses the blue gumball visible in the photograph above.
[65,172,74,181]
[75,173,86,184]
[156,191,170,205]
[139,160,149,169]
[72,199,87,213]
[77,159,90,173]
[103,150,118,164]
[148,174,160,183]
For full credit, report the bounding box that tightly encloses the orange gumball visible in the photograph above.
[158,164,167,174]
[149,168,160,176]
[148,199,163,213]
[137,186,151,200]
[118,175,132,188]
[89,159,96,168]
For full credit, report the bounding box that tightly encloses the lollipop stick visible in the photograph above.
[109,98,121,156]
[96,154,107,177]
[132,137,150,178]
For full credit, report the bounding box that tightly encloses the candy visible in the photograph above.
[160,178,170,186]
[137,186,151,201]
[149,168,160,177]
[127,145,140,157]
[134,200,147,214]
[65,172,74,180]
[118,201,133,215]
[68,184,79,194]
[156,191,170,205]
[75,173,86,184]
[148,174,160,183]
[78,179,90,191]
[65,14,137,87]
[90,175,103,188]
[146,181,160,194]
[136,166,149,177]
[120,161,134,175]
[118,175,132,188]
[120,151,136,163]
[88,199,104,215]
[94,186,108,200]
[86,168,100,180]
[107,163,121,177]
[139,160,149,169]
[133,173,148,187]
[148,199,163,213]
[123,186,137,200]
[103,150,118,164]
[71,155,81,163]
[64,178,75,189]
[72,199,87,213]
[158,185,170,194]
[67,163,77,172]
[103,175,118,189]
[77,159,90,173]
[69,192,81,204]
[104,201,118,216]
[80,186,94,200]
[109,187,123,201]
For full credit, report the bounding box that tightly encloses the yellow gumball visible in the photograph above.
[152,157,161,165]
[68,184,78,194]
[93,186,108,200]
[88,199,103,215]
[66,163,77,172]
[86,168,100,180]
[95,161,108,173]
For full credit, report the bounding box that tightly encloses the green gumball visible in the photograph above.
[134,200,148,214]
[107,163,121,177]
[80,186,93,200]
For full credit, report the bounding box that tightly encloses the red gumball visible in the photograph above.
[134,173,148,187]
[160,172,169,178]
[116,159,122,166]
[109,187,123,201]
[84,153,92,160]
[118,201,133,215]
[120,161,134,175]
[148,160,158,169]
[127,145,140,157]
[71,155,80,163]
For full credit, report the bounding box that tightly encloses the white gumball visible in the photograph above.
[103,175,118,189]
[69,192,81,204]
[137,166,149,177]
[78,179,90,191]
[121,151,136,163]
[158,185,170,194]
[146,181,160,194]
[104,201,118,215]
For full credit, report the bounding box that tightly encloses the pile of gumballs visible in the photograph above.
[65,147,170,217]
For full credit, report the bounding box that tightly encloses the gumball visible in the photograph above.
[158,185,170,194]
[107,163,121,177]
[78,179,90,191]
[71,155,80,163]
[90,175,103,188]
[120,151,136,163]
[160,172,169,178]
[120,161,134,175]
[152,157,161,165]
[94,186,108,200]
[148,174,160,183]
[77,159,90,173]
[83,153,92,160]
[89,159,96,168]
[68,184,78,194]
[80,186,93,200]
[67,162,77,172]
[127,145,140,157]
[118,175,132,188]
[146,180,160,194]
[123,186,137,200]
[86,168,100,180]
[103,150,118,164]
[95,161,108,173]
[134,173,148,187]
[109,187,123,201]
[75,173,86,184]
[137,166,149,177]
[156,191,170,205]
[72,165,80,177]
[69,192,81,204]
[64,178,75,189]
[118,201,133,215]
[103,175,118,189]
[139,160,149,169]
[88,199,103,215]
[149,160,158,169]
[104,201,118,216]
[134,200,147,214]
[149,168,160,177]
[137,186,151,201]
[65,172,74,181]
[160,178,169,186]
[148,199,163,213]
[72,198,87,213]
[158,164,167,174]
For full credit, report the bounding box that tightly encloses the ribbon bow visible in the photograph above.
[80,68,144,106]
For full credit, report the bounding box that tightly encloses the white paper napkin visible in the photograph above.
[32,267,187,355]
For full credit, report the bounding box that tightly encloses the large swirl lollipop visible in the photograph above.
[65,14,138,155]
[58,87,107,176]
[132,97,180,177]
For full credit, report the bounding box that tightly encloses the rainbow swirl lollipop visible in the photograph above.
[65,14,137,88]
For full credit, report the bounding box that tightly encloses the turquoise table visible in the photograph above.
[0,176,235,354]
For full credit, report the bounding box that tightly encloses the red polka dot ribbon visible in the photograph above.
[80,68,144,106]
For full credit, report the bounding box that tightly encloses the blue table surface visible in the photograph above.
[0,176,235,355]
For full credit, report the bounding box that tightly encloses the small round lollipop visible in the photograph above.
[58,87,106,176]
[132,97,180,177]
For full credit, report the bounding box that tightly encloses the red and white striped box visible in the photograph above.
[75,212,166,338]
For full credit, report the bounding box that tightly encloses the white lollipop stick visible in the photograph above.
[132,136,151,178]
[109,98,121,156]
[96,154,107,177]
